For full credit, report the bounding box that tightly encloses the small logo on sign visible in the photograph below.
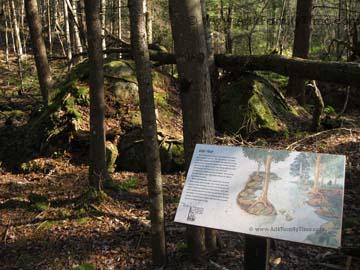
[187,207,196,222]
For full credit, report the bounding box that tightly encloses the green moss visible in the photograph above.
[216,74,299,135]
[72,263,96,270]
[104,177,139,192]
[106,141,118,173]
[76,217,92,225]
[29,193,49,211]
[2,110,26,119]
[36,220,61,231]
[248,93,280,132]
[128,111,142,127]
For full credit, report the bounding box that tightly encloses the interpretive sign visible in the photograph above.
[175,144,346,248]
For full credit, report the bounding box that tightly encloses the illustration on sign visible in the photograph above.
[174,144,345,248]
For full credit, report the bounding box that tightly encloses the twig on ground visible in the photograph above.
[209,260,230,270]
[286,128,359,150]
[3,225,9,245]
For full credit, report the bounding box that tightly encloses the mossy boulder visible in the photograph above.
[106,141,118,173]
[116,128,184,172]
[0,79,86,170]
[216,74,299,136]
[0,59,184,173]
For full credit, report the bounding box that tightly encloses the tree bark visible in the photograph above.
[144,0,152,44]
[3,3,9,64]
[25,0,53,106]
[8,0,23,57]
[85,0,109,190]
[214,54,360,87]
[78,0,88,46]
[70,0,83,54]
[117,0,121,40]
[129,0,166,266]
[200,0,218,252]
[63,0,72,65]
[169,0,215,260]
[101,0,106,55]
[287,0,313,103]
[309,80,324,131]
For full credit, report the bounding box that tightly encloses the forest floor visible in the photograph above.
[0,54,360,270]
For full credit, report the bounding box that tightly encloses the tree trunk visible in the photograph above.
[85,0,109,190]
[169,0,215,261]
[287,0,313,103]
[117,0,121,40]
[47,0,52,54]
[145,0,152,44]
[63,0,72,66]
[310,80,324,131]
[3,3,9,64]
[129,1,166,266]
[78,0,88,46]
[312,154,321,193]
[9,0,23,57]
[200,0,218,252]
[71,0,83,54]
[25,0,53,106]
[100,0,106,55]
[214,54,360,87]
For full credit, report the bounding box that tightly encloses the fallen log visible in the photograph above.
[214,54,360,87]
[49,49,360,86]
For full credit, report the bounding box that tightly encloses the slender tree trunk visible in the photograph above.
[9,0,23,57]
[51,0,58,54]
[4,3,9,64]
[101,0,106,55]
[129,1,166,266]
[287,0,313,104]
[63,0,73,66]
[169,0,215,260]
[20,0,26,55]
[85,0,109,190]
[117,0,121,40]
[66,0,83,54]
[145,0,152,44]
[8,3,17,55]
[47,0,52,54]
[200,0,217,252]
[310,80,324,131]
[25,0,53,105]
[78,0,88,46]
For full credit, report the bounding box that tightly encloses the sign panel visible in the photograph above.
[175,144,345,248]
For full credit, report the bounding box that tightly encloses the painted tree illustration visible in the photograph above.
[242,147,265,179]
[320,155,344,186]
[243,148,289,215]
[290,153,311,183]
[310,154,343,192]
[312,154,321,193]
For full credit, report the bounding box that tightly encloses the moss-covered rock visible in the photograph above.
[106,141,118,173]
[0,59,183,173]
[216,73,299,136]
[116,128,184,172]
